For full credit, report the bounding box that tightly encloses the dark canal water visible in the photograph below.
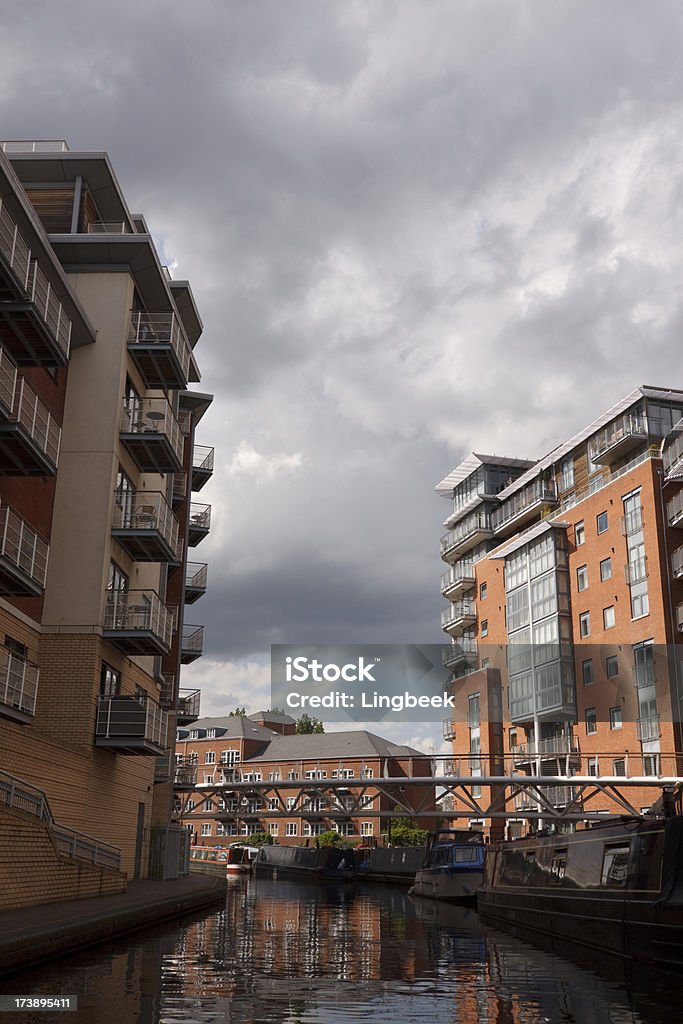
[1,877,680,1024]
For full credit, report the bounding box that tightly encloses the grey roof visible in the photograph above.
[435,454,534,497]
[246,730,427,763]
[248,710,297,725]
[176,716,279,741]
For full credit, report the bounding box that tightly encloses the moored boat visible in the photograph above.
[477,810,683,968]
[189,844,254,876]
[408,829,486,904]
[255,844,355,880]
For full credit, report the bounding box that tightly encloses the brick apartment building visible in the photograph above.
[174,712,436,845]
[0,140,212,906]
[437,387,683,839]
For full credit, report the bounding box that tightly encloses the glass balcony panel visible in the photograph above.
[0,646,39,720]
[95,694,167,754]
[667,490,683,528]
[492,481,558,533]
[0,505,48,593]
[181,624,204,664]
[588,412,647,465]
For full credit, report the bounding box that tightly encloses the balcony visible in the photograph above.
[511,736,580,763]
[111,491,180,563]
[173,763,198,788]
[0,505,48,595]
[0,374,61,475]
[177,688,201,725]
[441,562,475,598]
[0,645,39,724]
[102,590,173,655]
[625,556,648,586]
[188,503,211,546]
[442,638,478,670]
[154,752,172,783]
[181,624,204,664]
[158,672,175,709]
[621,505,644,536]
[510,662,576,724]
[588,413,648,467]
[127,311,192,390]
[672,546,683,580]
[663,426,683,481]
[443,718,456,742]
[441,600,476,637]
[94,695,167,755]
[119,399,183,474]
[191,446,214,492]
[185,561,208,604]
[440,512,493,562]
[637,715,661,743]
[492,481,558,534]
[171,472,186,507]
[0,200,71,366]
[667,490,683,529]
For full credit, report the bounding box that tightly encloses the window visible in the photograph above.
[201,823,212,836]
[359,795,374,808]
[334,822,354,836]
[561,457,574,491]
[361,822,374,836]
[603,606,616,630]
[481,619,489,637]
[203,775,213,785]
[215,823,224,836]
[601,845,630,886]
[285,823,298,837]
[362,768,374,779]
[633,640,655,688]
[643,754,660,777]
[268,771,280,782]
[600,557,612,582]
[582,659,593,685]
[506,585,530,632]
[597,511,608,534]
[551,850,568,882]
[575,521,585,546]
[609,706,623,730]
[286,797,296,811]
[269,823,279,836]
[579,612,591,638]
[205,751,215,764]
[206,729,216,739]
[585,708,597,735]
[612,758,626,776]
[576,565,588,592]
[606,655,619,678]
[287,771,300,781]
[221,749,240,766]
[100,663,121,696]
[480,582,488,600]
[202,798,213,811]
[267,798,278,810]
[588,756,599,777]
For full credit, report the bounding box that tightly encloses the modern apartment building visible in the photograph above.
[437,387,683,838]
[174,713,436,845]
[0,140,212,905]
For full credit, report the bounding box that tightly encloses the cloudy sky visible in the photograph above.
[2,1,682,752]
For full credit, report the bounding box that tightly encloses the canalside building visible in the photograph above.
[0,140,213,907]
[437,387,683,838]
[174,712,437,845]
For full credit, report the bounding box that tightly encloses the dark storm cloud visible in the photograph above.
[4,1,683,744]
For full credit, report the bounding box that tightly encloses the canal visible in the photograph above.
[1,877,680,1023]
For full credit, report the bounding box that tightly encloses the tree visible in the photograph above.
[295,713,324,734]
[389,817,429,847]
[229,707,246,716]
[317,830,341,847]
[248,831,273,846]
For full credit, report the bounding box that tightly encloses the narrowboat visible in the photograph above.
[189,844,254,875]
[254,844,355,880]
[408,829,486,904]
[477,813,683,968]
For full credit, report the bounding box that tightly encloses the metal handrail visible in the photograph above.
[672,546,683,578]
[441,601,476,627]
[112,491,180,559]
[185,562,208,590]
[86,222,129,234]
[27,260,71,357]
[492,481,557,530]
[0,197,32,289]
[625,555,648,585]
[0,504,49,586]
[103,590,173,648]
[588,413,647,461]
[178,688,201,719]
[182,624,204,655]
[0,140,69,153]
[192,445,214,473]
[127,310,192,383]
[189,502,211,531]
[95,694,167,749]
[0,646,39,716]
[11,376,61,466]
[119,398,183,467]
[0,345,18,411]
[441,562,475,591]
[667,489,683,527]
[441,512,492,554]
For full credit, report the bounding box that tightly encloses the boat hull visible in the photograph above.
[410,867,483,904]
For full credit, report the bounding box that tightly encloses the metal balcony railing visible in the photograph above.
[621,506,644,536]
[637,715,661,743]
[189,502,211,530]
[27,260,71,358]
[172,473,187,503]
[0,197,32,290]
[442,638,478,667]
[511,736,580,758]
[193,445,214,474]
[86,222,130,234]
[103,590,173,649]
[119,397,184,468]
[111,491,180,560]
[440,512,492,557]
[667,490,683,528]
[0,140,69,153]
[588,413,647,463]
[177,688,201,722]
[443,718,456,741]
[181,624,205,661]
[492,481,558,531]
[11,377,61,467]
[0,646,39,717]
[625,556,648,586]
[0,505,49,588]
[441,600,476,629]
[663,425,683,478]
[672,546,683,579]
[95,694,167,749]
[174,764,198,787]
[127,311,192,385]
[0,345,17,412]
[440,562,475,594]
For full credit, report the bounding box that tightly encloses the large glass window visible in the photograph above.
[506,585,530,632]
[531,574,557,619]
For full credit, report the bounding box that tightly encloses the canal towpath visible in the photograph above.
[0,874,226,976]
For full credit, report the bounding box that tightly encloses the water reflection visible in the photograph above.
[0,877,680,1023]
